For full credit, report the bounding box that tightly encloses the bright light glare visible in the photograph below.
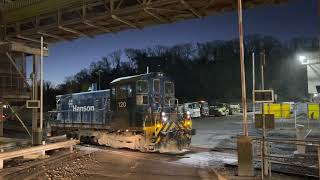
[162,117,168,122]
[298,55,309,65]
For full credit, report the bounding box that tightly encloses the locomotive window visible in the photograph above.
[153,79,160,93]
[111,88,116,99]
[164,82,174,95]
[128,85,132,97]
[116,85,132,99]
[154,96,160,103]
[117,85,128,99]
[136,95,149,105]
[164,96,171,105]
[136,80,148,94]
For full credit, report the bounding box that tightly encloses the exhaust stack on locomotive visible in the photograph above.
[49,72,195,152]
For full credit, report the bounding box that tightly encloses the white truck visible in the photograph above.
[179,102,201,118]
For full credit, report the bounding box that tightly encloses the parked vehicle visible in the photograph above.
[197,101,210,117]
[210,103,229,116]
[229,104,240,114]
[180,102,201,118]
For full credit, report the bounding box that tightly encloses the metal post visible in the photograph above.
[0,104,3,137]
[252,52,255,127]
[40,36,44,132]
[32,55,38,127]
[294,103,297,128]
[237,0,248,136]
[281,104,284,129]
[260,50,269,176]
[262,102,269,176]
[260,51,265,90]
[318,145,320,179]
[237,0,254,177]
[32,55,42,145]
[260,140,264,179]
[98,72,101,90]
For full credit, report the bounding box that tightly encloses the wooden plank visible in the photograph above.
[0,139,79,169]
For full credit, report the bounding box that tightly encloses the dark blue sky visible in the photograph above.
[38,0,318,85]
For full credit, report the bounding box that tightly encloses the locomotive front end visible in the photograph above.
[152,109,195,153]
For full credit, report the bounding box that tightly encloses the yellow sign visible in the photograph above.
[263,103,291,119]
[308,104,319,120]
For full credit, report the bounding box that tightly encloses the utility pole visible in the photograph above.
[0,101,3,136]
[237,0,254,177]
[40,36,44,136]
[238,0,248,136]
[260,50,269,177]
[260,51,265,90]
[252,52,255,127]
[96,70,103,90]
[32,55,40,145]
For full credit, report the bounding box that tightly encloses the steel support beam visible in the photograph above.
[58,25,92,38]
[0,41,49,56]
[111,15,139,29]
[5,52,31,90]
[0,104,3,137]
[202,0,216,10]
[180,0,202,18]
[16,35,48,44]
[144,8,170,23]
[32,54,42,145]
[37,31,67,41]
[83,20,112,33]
[8,104,31,137]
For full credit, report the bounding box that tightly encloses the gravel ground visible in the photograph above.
[0,114,319,179]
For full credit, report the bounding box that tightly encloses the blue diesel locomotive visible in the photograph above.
[50,72,195,152]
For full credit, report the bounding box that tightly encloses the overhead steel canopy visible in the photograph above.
[0,0,288,46]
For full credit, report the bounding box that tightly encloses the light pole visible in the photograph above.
[96,70,104,90]
[237,0,254,177]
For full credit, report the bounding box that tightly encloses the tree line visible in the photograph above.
[43,34,319,111]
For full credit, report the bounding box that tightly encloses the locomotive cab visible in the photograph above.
[109,72,175,132]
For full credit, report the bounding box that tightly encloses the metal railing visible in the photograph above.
[253,137,320,178]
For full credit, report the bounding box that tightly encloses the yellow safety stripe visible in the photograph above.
[155,121,192,144]
[155,136,161,144]
[155,124,163,136]
[169,122,175,130]
[155,121,170,137]
[162,122,171,132]
[155,122,172,144]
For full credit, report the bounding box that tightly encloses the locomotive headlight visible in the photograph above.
[161,112,168,122]
[184,120,192,127]
[162,116,168,122]
[186,111,191,119]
